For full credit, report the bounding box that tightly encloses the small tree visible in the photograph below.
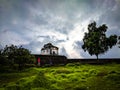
[82,21,117,59]
[2,45,35,70]
[118,36,120,48]
[3,45,17,66]
[14,46,35,70]
[0,49,8,66]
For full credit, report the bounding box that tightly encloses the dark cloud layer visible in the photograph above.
[0,0,120,58]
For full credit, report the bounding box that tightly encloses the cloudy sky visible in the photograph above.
[0,0,120,58]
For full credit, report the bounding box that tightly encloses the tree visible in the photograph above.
[0,49,8,66]
[3,45,18,66]
[2,45,35,70]
[14,46,35,70]
[82,21,117,59]
[118,36,120,48]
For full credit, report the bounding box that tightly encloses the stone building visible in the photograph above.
[41,43,59,55]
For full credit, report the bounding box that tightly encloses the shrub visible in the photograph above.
[96,70,108,77]
[73,85,87,90]
[61,74,67,78]
[105,74,120,82]
[55,68,72,74]
[32,72,50,88]
[89,69,97,75]
[32,87,48,90]
[5,84,23,90]
[24,64,36,68]
[109,71,117,74]
[66,63,76,67]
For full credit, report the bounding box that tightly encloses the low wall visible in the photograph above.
[67,58,120,64]
[33,54,120,65]
[34,54,67,65]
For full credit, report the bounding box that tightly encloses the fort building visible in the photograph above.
[41,43,59,55]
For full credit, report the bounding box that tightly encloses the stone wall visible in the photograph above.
[33,54,120,66]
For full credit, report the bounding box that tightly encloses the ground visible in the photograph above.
[0,63,120,90]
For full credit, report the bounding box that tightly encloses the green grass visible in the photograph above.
[0,63,120,90]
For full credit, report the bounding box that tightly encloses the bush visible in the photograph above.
[109,71,117,74]
[32,72,50,88]
[89,69,97,75]
[105,74,120,82]
[66,63,76,67]
[73,85,87,90]
[55,68,72,74]
[5,84,23,90]
[96,70,108,77]
[24,64,36,68]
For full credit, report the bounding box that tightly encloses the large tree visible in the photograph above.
[82,21,117,59]
[0,49,8,66]
[14,46,35,70]
[2,45,35,70]
[3,45,18,65]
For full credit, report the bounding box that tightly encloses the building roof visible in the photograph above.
[42,43,58,50]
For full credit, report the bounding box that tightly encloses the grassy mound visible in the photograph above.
[0,63,120,90]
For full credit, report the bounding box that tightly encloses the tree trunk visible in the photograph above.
[97,55,98,60]
[96,55,99,60]
[96,55,99,64]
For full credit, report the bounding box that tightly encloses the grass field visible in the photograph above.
[0,63,120,90]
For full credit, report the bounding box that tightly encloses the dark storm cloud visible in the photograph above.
[0,0,120,58]
[0,0,29,24]
[23,41,42,54]
[0,44,3,49]
[97,0,120,36]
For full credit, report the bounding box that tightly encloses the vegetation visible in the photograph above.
[82,21,117,59]
[118,36,120,48]
[0,45,35,71]
[0,63,120,90]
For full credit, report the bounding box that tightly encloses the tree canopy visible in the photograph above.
[82,21,117,59]
[118,36,120,48]
[0,45,35,70]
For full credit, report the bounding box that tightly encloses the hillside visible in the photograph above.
[0,63,120,90]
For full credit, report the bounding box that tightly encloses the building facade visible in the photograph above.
[41,43,59,55]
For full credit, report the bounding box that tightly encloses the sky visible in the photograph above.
[0,0,120,58]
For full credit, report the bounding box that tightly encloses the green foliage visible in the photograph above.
[54,68,72,74]
[0,64,120,90]
[6,84,22,90]
[118,36,120,48]
[82,21,117,59]
[73,85,87,90]
[32,72,51,88]
[96,70,108,77]
[66,63,76,67]
[105,73,120,82]
[0,44,36,71]
[0,49,9,66]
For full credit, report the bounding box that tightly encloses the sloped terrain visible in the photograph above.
[0,63,120,90]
